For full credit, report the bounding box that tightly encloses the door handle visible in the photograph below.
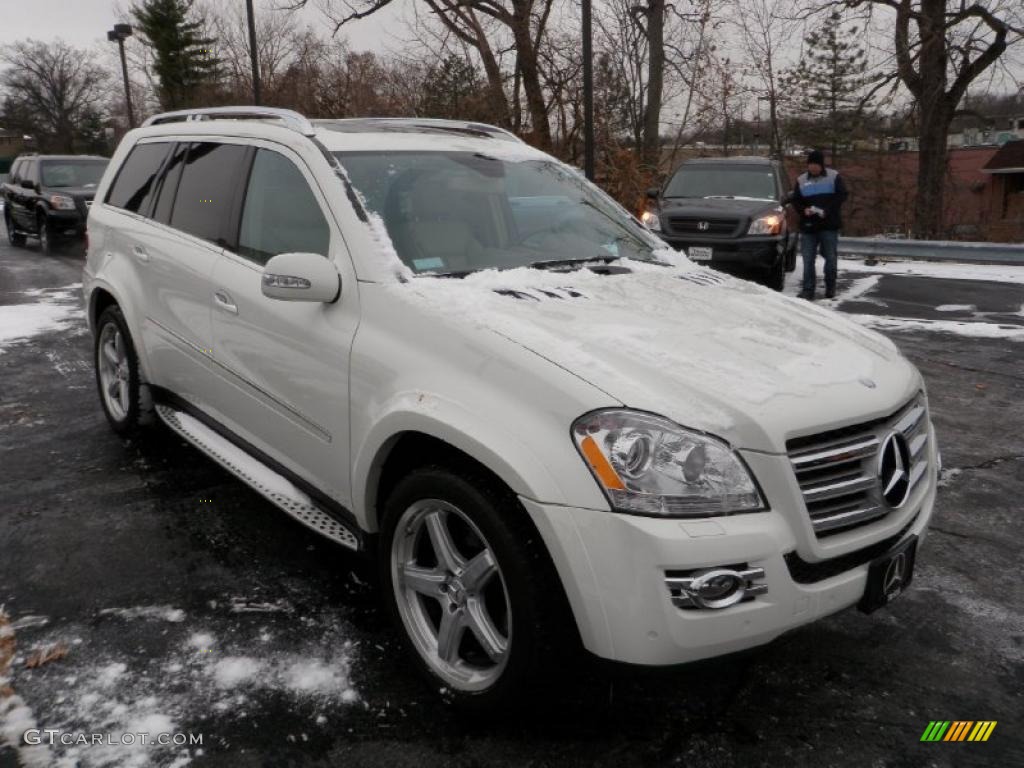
[132,244,149,262]
[213,290,238,314]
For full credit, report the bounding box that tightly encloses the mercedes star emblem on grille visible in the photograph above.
[878,431,912,508]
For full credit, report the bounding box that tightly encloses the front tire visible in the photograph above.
[37,213,53,255]
[380,465,568,710]
[765,255,786,291]
[94,305,151,436]
[4,211,26,247]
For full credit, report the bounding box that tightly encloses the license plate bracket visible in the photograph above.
[858,535,917,614]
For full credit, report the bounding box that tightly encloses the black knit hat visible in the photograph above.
[807,149,825,166]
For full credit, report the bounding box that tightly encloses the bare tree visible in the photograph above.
[285,0,555,146]
[730,0,796,156]
[0,39,110,152]
[847,0,1024,238]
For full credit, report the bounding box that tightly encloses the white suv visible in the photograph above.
[84,107,937,707]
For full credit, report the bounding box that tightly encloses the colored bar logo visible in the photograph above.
[920,721,997,742]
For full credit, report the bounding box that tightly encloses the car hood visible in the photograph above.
[46,185,98,199]
[659,197,778,217]
[399,259,920,453]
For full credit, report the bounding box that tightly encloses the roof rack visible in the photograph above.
[313,117,523,143]
[141,106,316,137]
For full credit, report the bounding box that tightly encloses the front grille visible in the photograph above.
[787,395,929,537]
[666,216,739,237]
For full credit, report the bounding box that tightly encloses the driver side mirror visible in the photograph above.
[261,252,340,303]
[645,187,660,201]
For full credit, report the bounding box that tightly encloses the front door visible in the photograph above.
[208,145,359,508]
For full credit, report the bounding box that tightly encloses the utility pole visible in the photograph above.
[245,0,261,105]
[107,24,135,128]
[581,0,595,180]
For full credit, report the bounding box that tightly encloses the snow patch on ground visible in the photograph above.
[0,284,85,353]
[99,606,187,623]
[935,304,976,312]
[847,313,1024,341]
[840,258,1024,285]
[4,603,360,767]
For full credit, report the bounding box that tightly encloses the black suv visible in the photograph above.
[2,154,108,254]
[643,156,797,290]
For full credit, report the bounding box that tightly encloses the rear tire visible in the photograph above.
[380,464,570,711]
[94,305,152,437]
[4,211,26,247]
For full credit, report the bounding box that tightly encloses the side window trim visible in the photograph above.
[224,145,256,254]
[150,142,185,225]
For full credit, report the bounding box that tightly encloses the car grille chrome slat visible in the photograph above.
[666,216,739,237]
[787,395,930,538]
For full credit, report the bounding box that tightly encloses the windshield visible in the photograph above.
[41,159,107,188]
[334,151,663,274]
[663,166,777,200]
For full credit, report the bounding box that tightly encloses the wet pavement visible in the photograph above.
[1,234,1022,767]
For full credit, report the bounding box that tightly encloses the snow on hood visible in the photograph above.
[393,255,917,452]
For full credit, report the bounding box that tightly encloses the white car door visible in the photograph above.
[208,145,359,508]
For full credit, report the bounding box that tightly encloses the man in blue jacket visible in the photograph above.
[790,150,848,300]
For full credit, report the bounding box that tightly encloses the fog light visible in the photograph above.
[666,566,767,609]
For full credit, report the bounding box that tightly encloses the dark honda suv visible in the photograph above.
[2,154,108,254]
[643,156,796,290]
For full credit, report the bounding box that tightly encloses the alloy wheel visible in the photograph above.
[391,499,512,691]
[97,322,131,421]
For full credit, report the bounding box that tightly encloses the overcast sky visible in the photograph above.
[0,0,402,53]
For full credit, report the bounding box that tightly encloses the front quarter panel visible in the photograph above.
[349,282,618,531]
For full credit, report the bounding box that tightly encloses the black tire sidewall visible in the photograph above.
[94,305,143,436]
[37,213,52,255]
[379,466,553,710]
[5,210,24,246]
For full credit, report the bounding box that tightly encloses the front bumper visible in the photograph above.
[47,209,87,236]
[661,234,784,269]
[522,430,937,665]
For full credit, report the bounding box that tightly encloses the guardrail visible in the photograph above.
[838,237,1024,265]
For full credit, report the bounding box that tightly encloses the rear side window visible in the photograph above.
[106,142,171,214]
[237,149,330,265]
[169,142,249,246]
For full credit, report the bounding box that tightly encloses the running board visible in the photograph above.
[156,404,360,550]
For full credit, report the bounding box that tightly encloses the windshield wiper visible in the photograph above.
[529,255,624,270]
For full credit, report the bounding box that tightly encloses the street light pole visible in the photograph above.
[245,0,261,105]
[581,0,595,181]
[107,24,135,129]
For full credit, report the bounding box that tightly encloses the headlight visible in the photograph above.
[747,211,783,235]
[572,409,766,517]
[639,209,661,231]
[49,194,76,210]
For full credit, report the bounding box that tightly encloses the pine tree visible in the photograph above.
[419,55,488,121]
[132,0,220,110]
[780,10,871,161]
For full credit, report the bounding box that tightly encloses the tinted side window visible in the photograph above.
[9,159,22,183]
[106,142,171,214]
[237,149,330,265]
[169,142,249,246]
[23,160,39,185]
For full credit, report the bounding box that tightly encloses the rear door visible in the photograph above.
[208,144,358,505]
[128,140,249,410]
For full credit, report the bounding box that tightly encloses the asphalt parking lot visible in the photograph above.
[1,232,1022,768]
